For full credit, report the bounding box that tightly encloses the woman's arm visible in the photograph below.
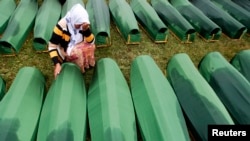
[80,23,95,44]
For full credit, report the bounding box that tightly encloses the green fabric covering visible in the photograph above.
[199,51,250,124]
[37,63,87,141]
[130,55,190,141]
[190,0,247,39]
[86,0,111,47]
[0,67,46,141]
[33,0,62,51]
[211,0,250,34]
[0,76,6,101]
[0,0,38,55]
[151,0,196,43]
[232,0,250,12]
[167,53,234,141]
[109,0,141,44]
[170,0,221,41]
[88,58,137,141]
[130,0,168,43]
[231,49,250,83]
[0,0,16,34]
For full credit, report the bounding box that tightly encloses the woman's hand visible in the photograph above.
[54,63,61,79]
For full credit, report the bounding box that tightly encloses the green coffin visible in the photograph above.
[88,58,137,141]
[191,0,247,39]
[167,53,234,141]
[130,0,168,43]
[199,51,250,124]
[0,0,38,55]
[232,0,250,12]
[33,0,62,51]
[231,49,250,82]
[0,76,6,101]
[170,0,221,41]
[0,67,46,141]
[86,0,111,47]
[130,55,190,141]
[37,63,87,141]
[151,0,196,43]
[211,0,250,34]
[109,0,141,44]
[0,0,16,34]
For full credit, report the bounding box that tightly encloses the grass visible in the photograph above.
[1,0,250,93]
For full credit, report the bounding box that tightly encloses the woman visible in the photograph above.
[48,3,95,78]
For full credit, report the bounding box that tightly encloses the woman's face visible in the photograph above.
[74,24,82,29]
[74,23,89,31]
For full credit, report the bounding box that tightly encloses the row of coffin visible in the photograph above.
[0,49,250,141]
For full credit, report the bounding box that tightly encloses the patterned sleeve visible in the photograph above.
[79,28,95,44]
[48,22,69,65]
[50,18,71,48]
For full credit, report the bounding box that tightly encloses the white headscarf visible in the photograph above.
[64,3,90,55]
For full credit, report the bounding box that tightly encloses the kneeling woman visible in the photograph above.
[48,3,95,78]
